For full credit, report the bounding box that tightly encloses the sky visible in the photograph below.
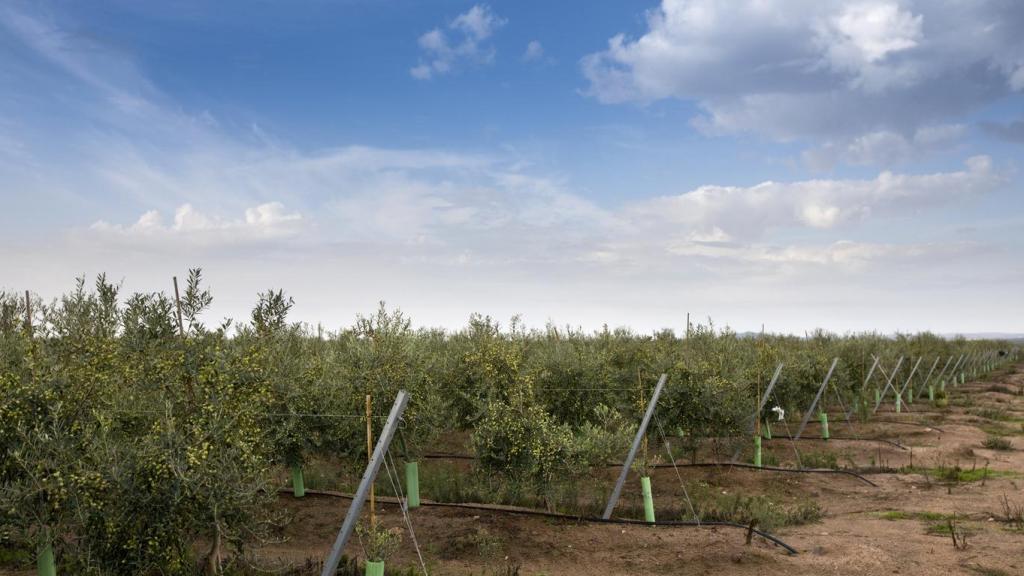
[1,0,1023,335]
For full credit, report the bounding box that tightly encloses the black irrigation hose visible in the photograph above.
[287,489,799,556]
[420,453,878,486]
[765,434,908,451]
[866,419,946,433]
[646,462,878,487]
[422,452,475,460]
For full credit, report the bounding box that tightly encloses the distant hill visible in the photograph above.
[944,333,1024,342]
[732,331,1024,342]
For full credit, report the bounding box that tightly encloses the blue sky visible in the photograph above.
[2,0,1023,334]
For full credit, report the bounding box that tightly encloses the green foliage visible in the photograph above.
[972,407,1010,421]
[801,450,839,470]
[906,463,1015,484]
[1,272,273,574]
[983,436,1013,451]
[0,273,1014,573]
[879,510,952,522]
[356,523,402,562]
[472,394,579,499]
[691,486,823,532]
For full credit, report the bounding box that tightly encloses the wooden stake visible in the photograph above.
[755,325,764,438]
[172,276,185,337]
[637,368,648,475]
[172,276,196,401]
[366,394,375,527]
[23,290,31,336]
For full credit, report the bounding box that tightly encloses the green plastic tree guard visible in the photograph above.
[819,412,830,440]
[406,461,420,509]
[940,379,946,392]
[640,476,656,523]
[928,385,934,402]
[38,542,55,576]
[753,435,762,468]
[895,392,902,414]
[291,465,305,498]
[763,420,772,440]
[874,388,880,405]
[365,560,384,576]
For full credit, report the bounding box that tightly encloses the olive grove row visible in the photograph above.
[0,271,1012,574]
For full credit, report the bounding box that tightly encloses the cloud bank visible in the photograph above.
[582,0,1024,164]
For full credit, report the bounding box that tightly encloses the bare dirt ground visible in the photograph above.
[255,363,1024,576]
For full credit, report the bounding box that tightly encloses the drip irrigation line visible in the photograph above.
[867,420,946,433]
[108,409,402,421]
[534,387,658,392]
[422,453,475,460]
[765,434,908,451]
[645,462,878,487]
[417,453,877,486]
[286,489,799,556]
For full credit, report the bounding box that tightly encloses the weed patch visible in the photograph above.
[878,510,951,522]
[800,450,839,470]
[970,407,1011,421]
[693,488,822,531]
[983,436,1013,451]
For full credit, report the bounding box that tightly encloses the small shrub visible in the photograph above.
[983,436,1013,451]
[440,527,504,561]
[801,450,839,470]
[930,516,971,549]
[972,407,1010,421]
[999,494,1024,531]
[695,490,822,532]
[355,523,402,562]
[879,510,951,522]
[472,396,580,504]
[920,462,1014,483]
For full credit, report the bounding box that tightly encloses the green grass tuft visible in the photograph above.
[983,436,1014,451]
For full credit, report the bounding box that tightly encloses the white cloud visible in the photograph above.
[582,0,1024,161]
[662,239,975,269]
[1012,66,1024,91]
[523,40,544,62]
[410,4,506,79]
[815,1,923,91]
[827,3,922,63]
[628,156,1001,240]
[78,149,1005,280]
[803,123,965,170]
[89,202,303,245]
[451,5,502,41]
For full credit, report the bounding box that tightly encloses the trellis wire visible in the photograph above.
[652,411,699,525]
[382,448,429,576]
